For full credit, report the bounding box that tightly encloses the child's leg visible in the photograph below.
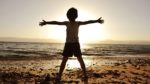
[58,56,68,79]
[77,56,87,77]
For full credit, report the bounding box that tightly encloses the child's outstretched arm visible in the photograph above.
[79,17,104,25]
[39,20,67,26]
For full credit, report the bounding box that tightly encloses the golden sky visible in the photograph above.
[0,0,150,43]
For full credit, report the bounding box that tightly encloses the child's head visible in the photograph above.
[67,7,78,21]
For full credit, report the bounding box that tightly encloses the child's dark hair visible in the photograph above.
[67,7,78,21]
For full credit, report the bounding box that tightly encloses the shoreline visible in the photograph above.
[0,54,149,60]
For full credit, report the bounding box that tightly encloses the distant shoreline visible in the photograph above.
[0,37,150,44]
[0,41,150,45]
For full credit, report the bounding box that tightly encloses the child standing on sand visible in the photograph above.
[39,7,104,82]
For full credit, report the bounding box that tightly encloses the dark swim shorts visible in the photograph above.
[62,42,82,57]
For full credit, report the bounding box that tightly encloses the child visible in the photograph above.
[39,7,104,82]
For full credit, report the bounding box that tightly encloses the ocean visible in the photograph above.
[0,42,150,58]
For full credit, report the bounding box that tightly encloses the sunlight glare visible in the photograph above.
[45,9,107,43]
[78,10,107,43]
[44,25,66,42]
[66,57,91,69]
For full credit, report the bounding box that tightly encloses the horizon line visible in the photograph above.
[0,37,150,44]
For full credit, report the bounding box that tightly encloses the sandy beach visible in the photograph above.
[0,55,150,84]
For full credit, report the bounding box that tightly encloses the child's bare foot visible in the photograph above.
[54,76,61,84]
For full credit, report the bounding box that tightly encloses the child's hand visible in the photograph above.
[97,17,104,24]
[39,20,47,26]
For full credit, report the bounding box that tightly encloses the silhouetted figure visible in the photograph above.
[39,7,104,83]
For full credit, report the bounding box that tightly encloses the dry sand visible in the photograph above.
[0,55,150,84]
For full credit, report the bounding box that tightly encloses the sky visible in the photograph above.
[0,0,150,43]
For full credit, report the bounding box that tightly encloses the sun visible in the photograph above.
[77,10,107,43]
[79,24,105,43]
[45,9,107,43]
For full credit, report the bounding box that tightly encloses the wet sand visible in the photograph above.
[0,55,150,84]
